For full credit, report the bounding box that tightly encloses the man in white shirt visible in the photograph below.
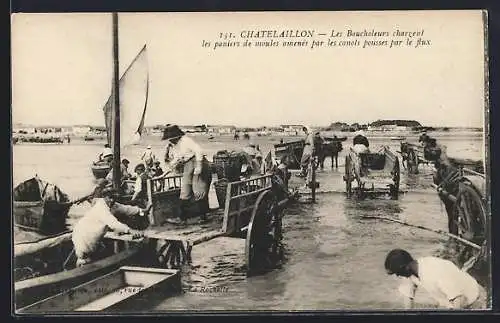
[141,145,156,169]
[297,126,315,178]
[98,144,113,163]
[161,124,212,224]
[384,249,486,309]
[72,184,144,267]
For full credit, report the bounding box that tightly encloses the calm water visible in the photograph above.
[12,131,488,311]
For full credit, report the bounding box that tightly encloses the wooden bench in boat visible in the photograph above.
[15,246,142,310]
[17,266,181,313]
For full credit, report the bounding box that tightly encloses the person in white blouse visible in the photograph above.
[384,249,486,309]
[160,124,212,224]
[72,183,145,267]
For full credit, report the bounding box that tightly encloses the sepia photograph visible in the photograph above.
[11,10,490,313]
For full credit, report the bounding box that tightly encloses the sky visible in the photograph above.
[11,11,486,128]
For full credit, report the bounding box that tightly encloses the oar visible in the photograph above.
[360,215,481,250]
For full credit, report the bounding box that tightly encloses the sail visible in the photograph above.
[104,44,149,148]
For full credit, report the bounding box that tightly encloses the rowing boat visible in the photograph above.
[13,176,71,235]
[14,230,144,310]
[17,266,180,313]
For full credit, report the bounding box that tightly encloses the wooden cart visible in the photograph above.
[343,146,400,200]
[108,173,290,277]
[399,141,442,174]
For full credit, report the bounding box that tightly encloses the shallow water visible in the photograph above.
[12,131,488,311]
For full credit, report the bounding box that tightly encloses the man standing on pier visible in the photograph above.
[160,124,212,224]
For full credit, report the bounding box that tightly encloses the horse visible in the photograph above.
[317,139,343,169]
[243,133,250,140]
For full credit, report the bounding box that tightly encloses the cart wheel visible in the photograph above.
[407,149,419,174]
[245,190,284,276]
[390,157,400,200]
[156,240,190,269]
[451,181,487,267]
[344,156,352,198]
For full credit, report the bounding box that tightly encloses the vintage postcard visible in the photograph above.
[11,10,490,313]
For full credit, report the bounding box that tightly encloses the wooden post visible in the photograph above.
[311,157,316,203]
[146,179,155,225]
[111,12,121,191]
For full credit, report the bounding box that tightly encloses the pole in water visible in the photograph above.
[311,157,316,202]
[112,12,121,191]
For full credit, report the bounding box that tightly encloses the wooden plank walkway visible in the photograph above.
[105,211,227,247]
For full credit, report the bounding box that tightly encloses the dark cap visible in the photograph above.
[162,124,185,141]
[384,249,414,275]
[134,163,146,172]
[122,159,130,164]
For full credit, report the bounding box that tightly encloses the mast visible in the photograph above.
[112,12,121,190]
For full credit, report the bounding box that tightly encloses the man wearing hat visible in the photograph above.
[418,131,430,145]
[98,144,113,164]
[106,158,133,183]
[161,124,212,224]
[72,180,145,267]
[242,143,262,176]
[131,163,150,209]
[141,145,157,170]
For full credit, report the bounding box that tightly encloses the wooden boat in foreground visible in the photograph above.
[17,266,181,313]
[13,176,72,235]
[14,230,144,310]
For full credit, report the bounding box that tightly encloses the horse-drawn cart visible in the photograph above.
[432,155,487,270]
[399,141,442,174]
[343,146,400,200]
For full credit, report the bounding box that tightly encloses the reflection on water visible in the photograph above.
[12,133,488,310]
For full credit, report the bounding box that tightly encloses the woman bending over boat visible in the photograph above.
[72,182,150,267]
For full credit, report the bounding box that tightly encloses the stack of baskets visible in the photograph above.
[212,150,246,207]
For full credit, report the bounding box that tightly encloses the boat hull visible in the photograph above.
[91,164,111,179]
[14,201,71,235]
[13,177,71,235]
[15,246,142,310]
[17,266,181,313]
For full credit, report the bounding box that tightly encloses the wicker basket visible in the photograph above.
[360,153,386,170]
[213,151,244,182]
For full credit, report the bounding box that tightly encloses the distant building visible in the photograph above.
[206,125,236,134]
[180,125,207,133]
[72,125,92,135]
[280,124,305,135]
[368,120,422,131]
